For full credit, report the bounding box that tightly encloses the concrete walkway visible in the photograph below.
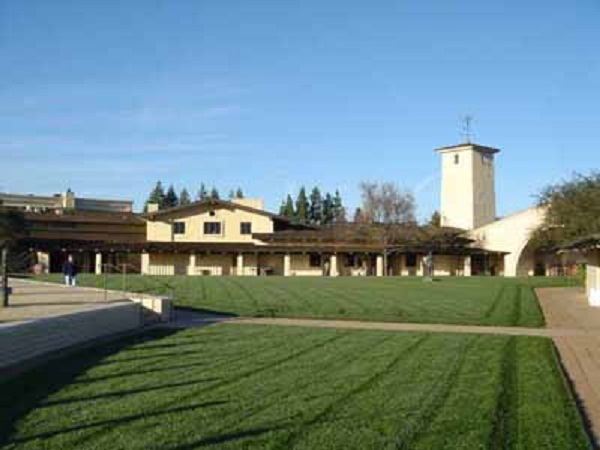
[536,287,600,445]
[232,317,587,337]
[0,278,129,323]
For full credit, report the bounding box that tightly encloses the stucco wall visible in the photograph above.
[439,146,496,230]
[289,254,323,276]
[0,303,142,371]
[147,204,273,244]
[469,207,546,277]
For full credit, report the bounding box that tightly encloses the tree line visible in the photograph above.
[532,171,600,249]
[144,181,244,211]
[279,187,346,225]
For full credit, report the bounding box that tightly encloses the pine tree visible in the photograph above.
[429,211,441,227]
[179,188,191,205]
[283,194,295,219]
[164,184,179,208]
[235,188,244,199]
[210,187,220,200]
[279,201,286,216]
[196,183,208,201]
[228,189,235,200]
[295,187,309,223]
[144,181,166,211]
[323,193,334,224]
[309,186,323,224]
[333,190,345,222]
[353,207,366,223]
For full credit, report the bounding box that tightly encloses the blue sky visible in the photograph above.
[1,0,599,219]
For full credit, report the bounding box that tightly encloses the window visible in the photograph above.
[240,222,252,235]
[203,222,222,235]
[454,154,460,165]
[173,222,186,235]
[209,210,216,217]
[482,154,493,165]
[309,254,322,267]
[405,253,417,267]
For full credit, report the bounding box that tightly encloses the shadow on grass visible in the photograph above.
[0,328,180,447]
[174,305,238,318]
[39,376,221,407]
[6,400,229,445]
[168,424,288,450]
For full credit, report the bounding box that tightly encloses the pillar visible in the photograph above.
[330,254,338,277]
[376,255,384,277]
[141,252,150,275]
[236,253,244,276]
[416,255,424,277]
[283,254,291,277]
[464,255,472,277]
[188,253,196,276]
[95,252,103,275]
[36,251,50,274]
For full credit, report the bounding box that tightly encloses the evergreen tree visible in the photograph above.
[333,190,345,222]
[179,188,191,205]
[283,194,295,219]
[164,184,179,208]
[323,193,334,224]
[309,186,323,224]
[353,207,366,223]
[228,189,235,200]
[144,181,166,211]
[429,210,441,227]
[295,187,309,223]
[235,188,244,199]
[210,187,220,200]
[196,183,208,201]
[279,201,286,216]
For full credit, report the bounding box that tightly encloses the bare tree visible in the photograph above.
[358,181,416,275]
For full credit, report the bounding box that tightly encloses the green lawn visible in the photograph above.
[0,325,591,449]
[37,274,579,326]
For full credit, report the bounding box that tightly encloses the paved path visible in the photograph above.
[536,287,600,445]
[232,317,587,337]
[0,278,129,323]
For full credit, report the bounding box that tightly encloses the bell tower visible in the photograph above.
[436,142,499,230]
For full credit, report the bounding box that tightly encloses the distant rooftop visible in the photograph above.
[0,190,133,214]
[435,142,501,154]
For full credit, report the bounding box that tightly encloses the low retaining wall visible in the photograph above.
[0,302,142,372]
[130,296,173,323]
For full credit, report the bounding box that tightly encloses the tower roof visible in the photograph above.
[435,142,500,155]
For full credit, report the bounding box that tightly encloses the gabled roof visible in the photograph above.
[142,198,311,228]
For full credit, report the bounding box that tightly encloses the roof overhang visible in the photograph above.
[435,142,500,155]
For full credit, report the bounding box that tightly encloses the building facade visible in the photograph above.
[11,141,575,278]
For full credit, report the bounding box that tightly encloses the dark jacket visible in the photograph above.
[62,262,77,277]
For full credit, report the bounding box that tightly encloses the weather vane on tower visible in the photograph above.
[461,115,474,143]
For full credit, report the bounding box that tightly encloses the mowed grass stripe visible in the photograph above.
[0,326,592,449]
[36,274,573,326]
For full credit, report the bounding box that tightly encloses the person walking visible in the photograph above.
[62,255,78,287]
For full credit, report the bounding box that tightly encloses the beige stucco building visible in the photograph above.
[435,142,569,277]
[14,140,576,278]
